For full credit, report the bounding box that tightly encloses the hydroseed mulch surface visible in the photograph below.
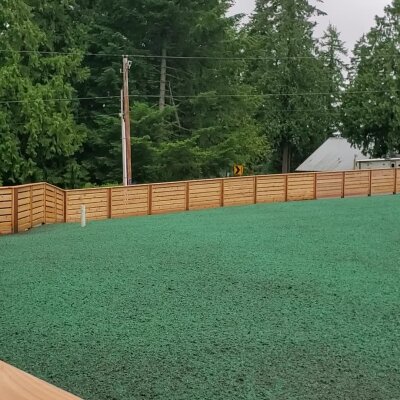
[1,196,400,400]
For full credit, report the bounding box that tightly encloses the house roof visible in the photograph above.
[296,137,365,172]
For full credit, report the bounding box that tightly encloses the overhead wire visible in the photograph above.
[0,89,396,105]
[0,48,324,60]
[1,48,395,61]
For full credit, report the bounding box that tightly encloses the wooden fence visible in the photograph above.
[1,168,399,235]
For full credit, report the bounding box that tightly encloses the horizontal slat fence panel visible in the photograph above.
[317,172,344,199]
[256,175,286,203]
[45,185,65,224]
[111,185,149,217]
[371,169,395,195]
[45,185,57,224]
[396,169,400,194]
[344,171,370,197]
[17,187,32,232]
[66,189,109,222]
[189,180,222,210]
[32,184,45,227]
[1,168,399,235]
[0,187,13,234]
[151,182,186,214]
[224,177,255,206]
[287,173,315,201]
[56,188,65,222]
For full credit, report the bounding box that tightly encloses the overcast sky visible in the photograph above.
[229,0,391,52]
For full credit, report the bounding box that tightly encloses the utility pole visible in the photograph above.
[122,56,132,184]
[120,89,127,186]
[159,43,167,110]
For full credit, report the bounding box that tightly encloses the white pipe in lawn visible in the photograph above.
[81,205,86,228]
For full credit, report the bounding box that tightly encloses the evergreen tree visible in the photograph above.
[0,0,88,186]
[319,24,348,136]
[77,0,269,184]
[0,0,270,187]
[342,0,400,157]
[246,0,329,172]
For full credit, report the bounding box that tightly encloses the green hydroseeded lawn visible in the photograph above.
[1,195,400,400]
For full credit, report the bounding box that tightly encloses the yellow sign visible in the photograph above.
[234,164,244,177]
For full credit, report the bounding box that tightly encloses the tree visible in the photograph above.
[342,0,400,157]
[0,0,269,187]
[76,0,269,184]
[0,0,88,187]
[319,24,348,136]
[246,0,329,172]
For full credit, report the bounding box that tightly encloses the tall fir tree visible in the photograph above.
[246,0,329,172]
[342,0,400,157]
[0,0,88,186]
[1,0,270,187]
[319,24,348,136]
[76,0,268,184]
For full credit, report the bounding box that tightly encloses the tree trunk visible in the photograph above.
[169,81,181,128]
[282,142,291,173]
[159,42,167,110]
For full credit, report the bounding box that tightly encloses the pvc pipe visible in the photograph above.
[81,205,86,228]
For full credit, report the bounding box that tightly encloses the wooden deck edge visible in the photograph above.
[0,360,82,400]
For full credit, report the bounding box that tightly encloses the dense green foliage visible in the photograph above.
[342,0,400,157]
[246,0,330,172]
[1,0,399,186]
[320,24,348,136]
[76,0,269,185]
[1,196,400,399]
[0,0,88,186]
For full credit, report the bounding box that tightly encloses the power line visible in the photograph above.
[0,95,115,104]
[0,89,397,105]
[0,48,321,60]
[12,112,121,127]
[5,109,387,126]
[79,112,120,119]
[130,54,321,61]
[0,48,386,61]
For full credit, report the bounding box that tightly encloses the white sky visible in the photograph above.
[229,0,391,52]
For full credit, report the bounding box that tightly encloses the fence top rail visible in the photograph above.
[64,183,150,192]
[0,182,47,190]
[1,168,397,193]
[44,182,65,191]
[0,182,65,191]
[63,177,225,192]
[63,175,274,192]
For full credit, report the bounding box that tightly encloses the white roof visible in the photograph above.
[296,137,365,172]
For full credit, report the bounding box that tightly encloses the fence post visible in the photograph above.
[313,173,318,200]
[186,182,190,211]
[254,176,258,204]
[284,175,288,202]
[29,185,33,229]
[52,186,56,223]
[220,179,225,207]
[148,185,153,215]
[394,168,398,195]
[342,172,345,198]
[63,191,67,223]
[108,188,112,219]
[369,170,373,197]
[43,183,47,225]
[12,187,19,234]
